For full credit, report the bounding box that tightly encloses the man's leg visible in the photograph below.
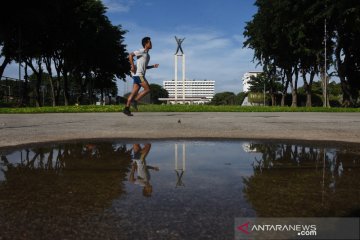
[135,78,150,102]
[123,83,140,116]
[126,84,140,107]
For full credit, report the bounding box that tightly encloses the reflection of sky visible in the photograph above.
[121,141,261,206]
[133,141,259,187]
[1,141,356,192]
[1,140,360,238]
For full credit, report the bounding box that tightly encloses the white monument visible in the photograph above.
[174,36,186,103]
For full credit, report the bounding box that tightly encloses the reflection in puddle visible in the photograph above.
[0,141,359,239]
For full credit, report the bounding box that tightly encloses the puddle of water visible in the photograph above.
[0,140,359,239]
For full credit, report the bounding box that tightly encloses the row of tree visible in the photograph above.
[210,92,246,105]
[244,0,360,107]
[211,81,342,106]
[0,0,130,106]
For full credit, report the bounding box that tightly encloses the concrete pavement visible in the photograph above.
[1,112,360,147]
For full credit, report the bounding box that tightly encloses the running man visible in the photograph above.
[123,37,159,116]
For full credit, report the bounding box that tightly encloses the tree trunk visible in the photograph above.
[0,56,10,80]
[271,94,276,106]
[53,53,63,106]
[341,80,353,107]
[281,70,290,107]
[88,78,94,104]
[335,37,354,107]
[287,68,297,107]
[63,71,70,106]
[35,70,42,107]
[100,89,104,105]
[303,70,315,107]
[291,90,297,107]
[281,94,286,106]
[27,58,43,107]
[44,56,56,106]
[55,70,61,105]
[20,63,29,106]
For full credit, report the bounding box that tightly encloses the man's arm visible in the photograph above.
[146,64,159,70]
[147,165,159,171]
[128,52,136,74]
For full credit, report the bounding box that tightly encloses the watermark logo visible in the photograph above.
[236,221,316,237]
[235,218,359,240]
[237,221,251,235]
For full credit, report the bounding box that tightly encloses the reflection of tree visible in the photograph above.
[243,143,360,217]
[0,142,132,239]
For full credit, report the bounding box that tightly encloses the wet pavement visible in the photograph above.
[1,140,359,240]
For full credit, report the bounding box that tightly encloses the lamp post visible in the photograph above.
[323,2,329,108]
[263,83,266,106]
[324,18,327,107]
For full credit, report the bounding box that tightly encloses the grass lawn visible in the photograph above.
[0,104,360,113]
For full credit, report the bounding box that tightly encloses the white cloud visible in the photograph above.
[122,24,258,93]
[102,0,135,13]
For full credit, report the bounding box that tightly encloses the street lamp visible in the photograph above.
[324,3,329,108]
[263,83,266,106]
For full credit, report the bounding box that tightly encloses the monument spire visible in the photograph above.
[174,36,186,103]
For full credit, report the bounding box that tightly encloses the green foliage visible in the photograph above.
[149,84,169,104]
[236,92,247,105]
[211,92,237,105]
[0,0,130,107]
[244,0,360,107]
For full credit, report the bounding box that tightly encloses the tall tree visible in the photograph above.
[330,0,360,106]
[1,0,130,106]
[244,0,360,107]
[149,84,169,104]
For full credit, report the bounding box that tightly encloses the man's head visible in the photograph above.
[143,183,153,197]
[142,37,152,49]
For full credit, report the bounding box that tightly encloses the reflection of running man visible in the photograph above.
[129,143,159,197]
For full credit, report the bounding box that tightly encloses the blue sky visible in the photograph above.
[3,0,259,94]
[104,0,259,94]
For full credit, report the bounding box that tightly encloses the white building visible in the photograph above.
[242,71,262,93]
[241,71,262,106]
[160,79,215,104]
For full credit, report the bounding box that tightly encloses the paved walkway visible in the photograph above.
[1,112,360,147]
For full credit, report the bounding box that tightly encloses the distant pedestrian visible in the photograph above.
[123,37,159,116]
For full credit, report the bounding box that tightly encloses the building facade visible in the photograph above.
[161,79,215,104]
[242,71,262,93]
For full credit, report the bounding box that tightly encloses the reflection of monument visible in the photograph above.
[174,143,186,187]
[174,36,186,103]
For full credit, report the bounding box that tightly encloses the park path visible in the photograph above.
[1,112,360,147]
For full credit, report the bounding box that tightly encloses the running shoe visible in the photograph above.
[123,107,133,116]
